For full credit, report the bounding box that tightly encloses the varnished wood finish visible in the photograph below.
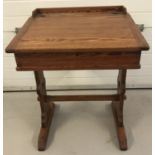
[38,102,55,151]
[15,52,141,70]
[112,69,127,150]
[32,6,127,17]
[6,6,149,54]
[5,6,149,151]
[34,71,55,151]
[45,94,122,102]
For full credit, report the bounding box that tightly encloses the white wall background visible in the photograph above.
[3,0,152,90]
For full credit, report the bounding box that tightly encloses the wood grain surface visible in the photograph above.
[6,6,149,53]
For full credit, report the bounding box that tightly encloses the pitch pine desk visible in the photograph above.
[6,6,149,151]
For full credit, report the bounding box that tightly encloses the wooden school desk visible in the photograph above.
[6,6,149,151]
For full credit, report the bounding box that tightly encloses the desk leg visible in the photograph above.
[111,69,128,150]
[34,71,55,151]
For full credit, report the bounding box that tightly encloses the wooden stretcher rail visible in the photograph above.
[45,94,122,102]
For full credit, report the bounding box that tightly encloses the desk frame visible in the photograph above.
[34,69,127,151]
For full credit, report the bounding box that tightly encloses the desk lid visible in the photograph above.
[6,6,149,53]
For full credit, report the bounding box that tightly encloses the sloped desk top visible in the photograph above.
[6,6,149,53]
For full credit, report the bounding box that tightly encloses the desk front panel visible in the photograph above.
[15,51,141,71]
